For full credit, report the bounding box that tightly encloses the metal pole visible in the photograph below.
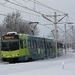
[54,12,57,57]
[72,26,75,52]
[64,24,67,54]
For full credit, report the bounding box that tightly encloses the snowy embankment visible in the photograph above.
[0,49,75,75]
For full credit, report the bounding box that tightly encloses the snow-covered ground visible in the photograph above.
[0,49,75,75]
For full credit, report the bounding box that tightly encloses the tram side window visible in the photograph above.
[28,40,37,49]
[37,41,43,48]
[32,40,34,48]
[28,40,31,48]
[31,40,37,49]
[31,40,33,48]
[33,40,36,48]
[35,40,37,48]
[20,39,23,49]
[28,40,34,48]
[40,41,44,48]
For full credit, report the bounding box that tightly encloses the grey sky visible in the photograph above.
[0,0,75,37]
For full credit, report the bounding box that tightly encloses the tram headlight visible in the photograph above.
[2,55,5,57]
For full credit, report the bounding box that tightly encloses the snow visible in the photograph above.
[0,49,75,75]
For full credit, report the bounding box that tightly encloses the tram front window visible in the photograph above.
[1,41,19,51]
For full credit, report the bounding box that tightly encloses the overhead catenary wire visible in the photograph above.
[39,23,53,30]
[13,0,60,21]
[23,0,66,14]
[0,1,55,32]
[13,0,26,6]
[0,2,40,17]
[6,0,43,15]
[40,17,75,41]
[0,1,74,27]
[13,0,40,16]
[8,1,73,33]
[3,0,74,25]
[39,23,65,33]
[2,0,75,38]
[5,0,68,25]
[66,15,75,27]
[7,0,67,16]
[0,1,66,32]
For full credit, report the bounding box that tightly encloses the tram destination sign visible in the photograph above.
[2,35,19,40]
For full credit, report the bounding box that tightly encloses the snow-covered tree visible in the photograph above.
[1,12,39,35]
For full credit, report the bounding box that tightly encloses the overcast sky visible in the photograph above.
[0,0,75,37]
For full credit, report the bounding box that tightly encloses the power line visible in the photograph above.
[0,2,40,17]
[0,1,60,31]
[13,0,25,6]
[3,0,74,36]
[0,1,53,32]
[23,0,66,14]
[13,0,37,14]
[6,0,42,15]
[6,0,68,26]
[39,23,52,30]
[2,1,72,34]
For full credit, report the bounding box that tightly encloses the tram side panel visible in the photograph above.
[18,35,45,61]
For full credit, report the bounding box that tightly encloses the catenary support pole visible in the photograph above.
[72,26,75,52]
[64,24,67,54]
[54,12,57,57]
